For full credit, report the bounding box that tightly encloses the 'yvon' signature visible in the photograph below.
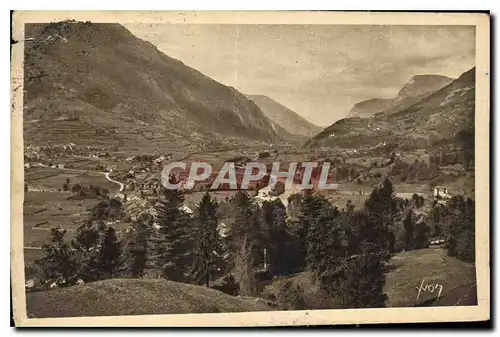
[416,278,443,302]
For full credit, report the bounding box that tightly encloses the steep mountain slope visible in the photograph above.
[346,75,454,119]
[395,75,454,102]
[378,74,455,117]
[247,95,322,138]
[347,98,394,118]
[23,21,281,152]
[310,68,475,149]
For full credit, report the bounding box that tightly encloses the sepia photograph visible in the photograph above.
[10,11,490,327]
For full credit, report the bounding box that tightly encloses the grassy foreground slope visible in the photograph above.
[385,247,476,307]
[26,278,274,318]
[263,247,476,309]
[26,248,476,317]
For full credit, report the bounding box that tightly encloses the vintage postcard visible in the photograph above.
[11,11,490,327]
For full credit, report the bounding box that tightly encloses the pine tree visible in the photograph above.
[225,191,261,265]
[123,213,152,278]
[332,210,389,308]
[445,196,475,262]
[328,251,388,308]
[310,181,398,309]
[429,203,447,237]
[94,226,123,279]
[225,191,262,294]
[36,227,78,288]
[413,221,430,250]
[306,203,341,273]
[403,210,415,251]
[364,178,398,254]
[152,182,193,281]
[293,191,331,270]
[190,192,221,286]
[261,199,293,275]
[235,234,255,296]
[71,221,101,282]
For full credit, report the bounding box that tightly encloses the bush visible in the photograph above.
[455,229,475,262]
[258,151,271,159]
[268,181,285,197]
[254,269,273,283]
[211,274,239,296]
[275,282,306,310]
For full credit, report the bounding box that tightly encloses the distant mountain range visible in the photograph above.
[347,98,394,119]
[310,68,475,149]
[347,75,454,119]
[22,21,474,154]
[246,95,322,138]
[23,22,314,152]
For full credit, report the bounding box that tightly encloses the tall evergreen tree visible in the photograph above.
[307,206,389,309]
[312,181,397,308]
[403,210,415,251]
[413,221,430,250]
[36,227,78,288]
[327,250,388,308]
[225,191,262,294]
[235,234,255,296]
[364,178,398,254]
[335,210,389,308]
[306,203,341,272]
[152,181,193,281]
[123,213,152,278]
[445,196,475,262]
[94,226,123,279]
[71,221,102,282]
[292,191,331,270]
[225,191,262,265]
[190,192,221,286]
[429,203,447,237]
[261,199,294,275]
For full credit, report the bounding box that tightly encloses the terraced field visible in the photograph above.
[23,165,127,270]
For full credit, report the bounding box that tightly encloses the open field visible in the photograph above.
[384,246,476,307]
[23,189,96,266]
[25,167,120,192]
[262,247,476,309]
[23,163,127,267]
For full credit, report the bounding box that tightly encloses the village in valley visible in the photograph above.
[21,20,477,317]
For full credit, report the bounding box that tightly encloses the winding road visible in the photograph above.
[104,172,124,193]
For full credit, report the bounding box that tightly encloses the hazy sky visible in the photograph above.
[125,24,475,126]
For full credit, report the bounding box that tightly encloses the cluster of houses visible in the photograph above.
[433,186,452,204]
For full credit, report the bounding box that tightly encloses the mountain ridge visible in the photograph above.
[309,67,474,150]
[347,74,455,119]
[246,94,322,138]
[23,21,283,152]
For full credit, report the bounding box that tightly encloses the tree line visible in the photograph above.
[33,177,475,309]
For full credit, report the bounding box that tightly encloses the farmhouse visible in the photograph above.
[434,186,451,200]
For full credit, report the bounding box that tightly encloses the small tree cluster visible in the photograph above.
[443,196,475,262]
